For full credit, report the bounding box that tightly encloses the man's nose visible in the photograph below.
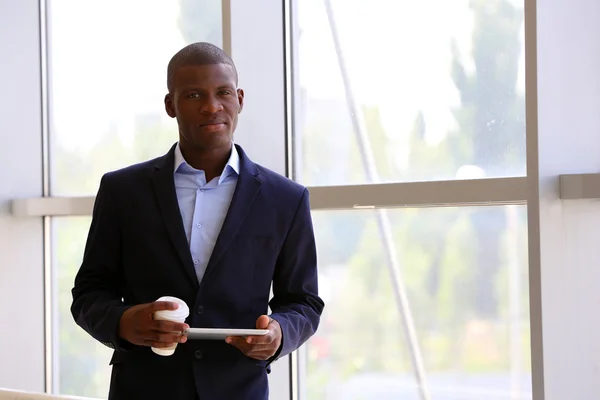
[200,98,224,114]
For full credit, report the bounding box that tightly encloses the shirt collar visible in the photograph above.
[174,142,240,183]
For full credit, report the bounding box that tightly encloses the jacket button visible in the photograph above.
[194,350,203,360]
[196,305,204,315]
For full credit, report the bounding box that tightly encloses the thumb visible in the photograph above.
[256,315,271,329]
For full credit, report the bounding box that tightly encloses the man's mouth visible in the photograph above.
[198,122,227,132]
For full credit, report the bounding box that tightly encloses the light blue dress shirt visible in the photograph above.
[173,142,240,284]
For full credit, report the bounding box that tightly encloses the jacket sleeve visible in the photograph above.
[71,174,132,351]
[268,188,325,361]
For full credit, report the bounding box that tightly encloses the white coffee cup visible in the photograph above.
[151,296,189,356]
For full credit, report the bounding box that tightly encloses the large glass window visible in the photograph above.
[48,0,222,397]
[290,0,531,399]
[52,216,110,397]
[292,0,526,186]
[303,207,530,399]
[49,0,222,196]
[45,0,532,398]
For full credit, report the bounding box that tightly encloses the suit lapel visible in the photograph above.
[151,145,199,289]
[203,145,262,280]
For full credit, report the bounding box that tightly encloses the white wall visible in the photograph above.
[537,0,600,398]
[0,0,45,392]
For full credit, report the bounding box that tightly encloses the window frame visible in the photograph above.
[11,0,600,399]
[285,1,540,399]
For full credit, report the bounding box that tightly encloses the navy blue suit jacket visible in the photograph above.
[71,144,324,400]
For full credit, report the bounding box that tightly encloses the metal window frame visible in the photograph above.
[38,0,54,394]
[221,0,231,56]
[14,172,600,217]
[524,1,544,398]
[11,177,528,217]
[19,0,538,398]
[21,0,600,398]
[281,0,541,399]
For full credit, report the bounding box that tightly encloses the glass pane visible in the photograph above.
[49,1,223,397]
[49,0,222,196]
[303,206,531,399]
[292,0,526,186]
[53,216,112,398]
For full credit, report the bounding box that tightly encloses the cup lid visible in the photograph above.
[154,296,189,319]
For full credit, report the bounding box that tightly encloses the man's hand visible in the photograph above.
[225,315,282,360]
[118,301,189,348]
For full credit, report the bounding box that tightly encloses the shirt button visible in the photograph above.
[196,305,204,315]
[195,350,203,360]
[196,223,201,228]
[193,259,199,265]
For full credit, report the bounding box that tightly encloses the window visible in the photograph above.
[7,0,600,398]
[48,0,222,396]
[303,207,530,399]
[292,0,525,186]
[42,0,532,398]
[53,217,110,397]
[49,0,222,196]
[289,0,531,399]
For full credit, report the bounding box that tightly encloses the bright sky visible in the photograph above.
[296,0,526,144]
[49,0,525,151]
[50,0,187,150]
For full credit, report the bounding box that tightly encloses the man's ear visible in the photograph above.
[237,88,245,114]
[164,93,176,118]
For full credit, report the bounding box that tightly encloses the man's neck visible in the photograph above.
[180,143,232,182]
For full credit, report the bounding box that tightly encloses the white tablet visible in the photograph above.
[184,328,269,340]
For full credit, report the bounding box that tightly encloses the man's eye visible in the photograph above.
[219,90,232,95]
[188,93,200,98]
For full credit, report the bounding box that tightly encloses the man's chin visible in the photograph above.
[188,137,232,152]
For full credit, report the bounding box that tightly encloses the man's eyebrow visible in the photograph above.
[179,87,211,92]
[180,83,235,90]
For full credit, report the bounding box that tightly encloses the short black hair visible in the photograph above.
[166,42,238,92]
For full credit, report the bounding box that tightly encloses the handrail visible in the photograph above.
[0,389,99,400]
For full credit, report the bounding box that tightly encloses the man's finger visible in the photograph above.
[227,336,275,357]
[244,344,273,352]
[255,315,271,329]
[247,319,278,344]
[152,319,189,333]
[245,332,274,345]
[147,331,182,343]
[226,336,251,352]
[150,301,180,312]
[226,336,247,347]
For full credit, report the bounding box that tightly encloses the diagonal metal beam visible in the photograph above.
[323,0,431,398]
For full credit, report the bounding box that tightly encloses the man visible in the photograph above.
[71,42,324,400]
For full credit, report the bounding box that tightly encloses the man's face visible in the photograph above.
[165,64,244,151]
